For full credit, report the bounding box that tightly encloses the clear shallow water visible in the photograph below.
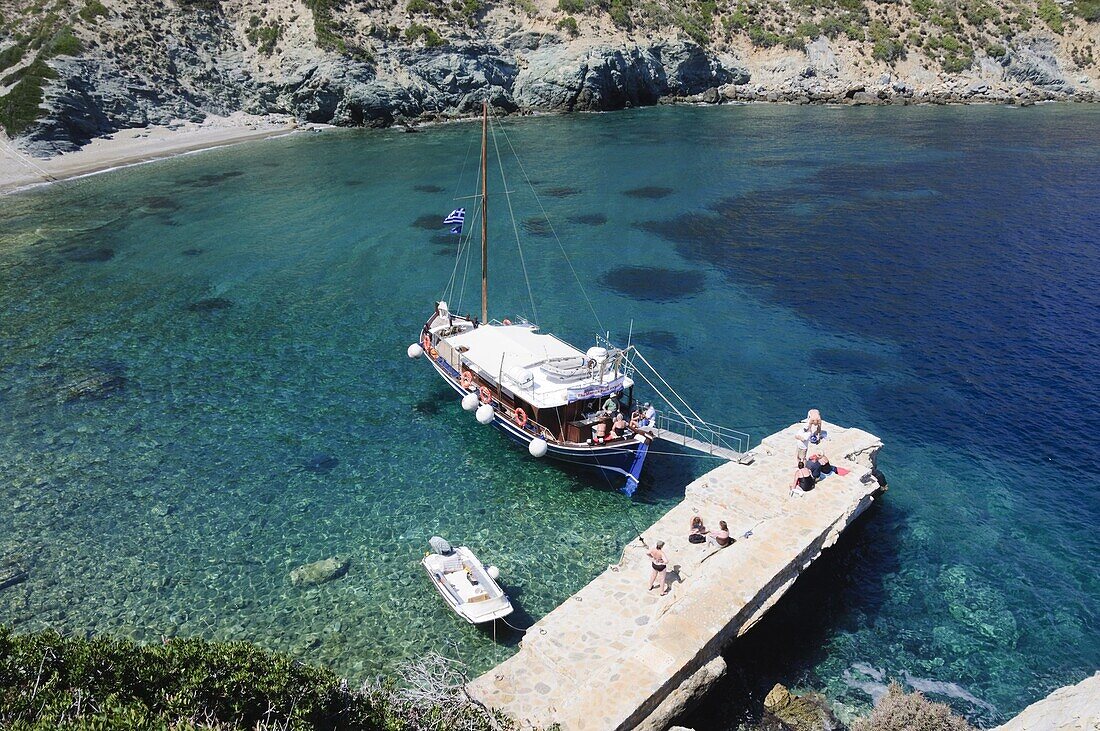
[1,105,1097,726]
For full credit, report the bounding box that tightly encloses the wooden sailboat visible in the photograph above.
[409,102,652,493]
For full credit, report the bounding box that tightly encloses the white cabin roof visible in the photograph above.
[444,323,632,409]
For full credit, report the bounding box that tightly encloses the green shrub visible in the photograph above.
[557,0,585,12]
[783,34,806,50]
[723,8,750,30]
[911,0,934,15]
[0,42,24,73]
[0,61,53,136]
[748,24,781,46]
[1073,0,1100,21]
[796,20,820,36]
[404,22,445,46]
[78,0,108,21]
[852,681,974,731]
[458,0,482,24]
[556,15,579,35]
[246,23,281,54]
[873,37,905,61]
[962,0,998,26]
[984,41,1006,57]
[608,0,632,27]
[819,15,845,37]
[47,27,82,56]
[1038,0,1064,32]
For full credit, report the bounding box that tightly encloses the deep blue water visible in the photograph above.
[1,104,1097,727]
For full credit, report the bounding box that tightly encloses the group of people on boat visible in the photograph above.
[585,392,657,445]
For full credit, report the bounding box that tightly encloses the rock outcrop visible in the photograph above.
[992,672,1100,731]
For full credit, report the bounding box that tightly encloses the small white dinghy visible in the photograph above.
[422,536,513,624]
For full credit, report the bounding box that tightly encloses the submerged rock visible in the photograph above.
[301,454,339,473]
[290,556,349,587]
[57,370,126,403]
[0,559,29,592]
[186,297,232,313]
[763,684,842,731]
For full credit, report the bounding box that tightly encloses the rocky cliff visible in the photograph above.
[0,0,1097,155]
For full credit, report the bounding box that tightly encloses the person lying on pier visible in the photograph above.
[688,516,708,544]
[707,520,732,548]
[791,460,816,494]
[647,541,669,596]
[815,452,849,477]
[806,453,823,480]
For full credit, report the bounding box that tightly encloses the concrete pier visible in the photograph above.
[468,420,884,730]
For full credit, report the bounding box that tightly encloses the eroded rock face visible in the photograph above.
[290,556,350,586]
[1003,38,1072,91]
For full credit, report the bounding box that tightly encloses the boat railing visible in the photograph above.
[652,412,751,456]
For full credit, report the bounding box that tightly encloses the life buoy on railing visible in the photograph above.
[460,371,473,389]
[429,346,439,359]
[422,334,431,350]
[502,318,512,326]
[479,385,492,404]
[514,408,528,429]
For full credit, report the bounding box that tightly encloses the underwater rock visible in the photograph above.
[64,246,115,263]
[301,454,339,472]
[542,186,580,198]
[522,217,553,237]
[599,265,705,302]
[762,684,841,731]
[0,559,29,592]
[181,248,204,256]
[570,213,608,226]
[187,297,232,313]
[290,556,350,587]
[57,370,126,403]
[414,184,446,193]
[624,185,674,199]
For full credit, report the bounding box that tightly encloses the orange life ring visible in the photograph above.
[514,408,528,429]
[422,334,431,350]
[429,346,439,359]
[460,371,473,389]
[502,318,512,326]
[479,385,492,404]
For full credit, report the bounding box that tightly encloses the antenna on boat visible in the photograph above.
[480,100,489,324]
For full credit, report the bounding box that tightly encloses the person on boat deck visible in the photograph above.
[689,516,708,544]
[791,460,816,493]
[603,393,620,414]
[707,520,732,548]
[609,412,628,440]
[647,540,670,596]
[592,418,609,444]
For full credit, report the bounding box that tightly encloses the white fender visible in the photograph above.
[407,343,424,359]
[475,404,495,424]
[461,392,480,411]
[528,437,548,458]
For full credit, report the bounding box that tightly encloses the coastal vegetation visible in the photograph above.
[0,625,513,730]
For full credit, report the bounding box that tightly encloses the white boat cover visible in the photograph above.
[443,323,633,408]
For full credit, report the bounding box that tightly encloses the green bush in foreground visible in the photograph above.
[0,626,510,731]
[851,681,975,731]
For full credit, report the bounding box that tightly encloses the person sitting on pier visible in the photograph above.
[688,515,708,544]
[816,452,848,477]
[805,453,823,480]
[707,520,732,548]
[647,540,669,596]
[791,460,816,494]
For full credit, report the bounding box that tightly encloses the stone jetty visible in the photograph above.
[468,420,884,730]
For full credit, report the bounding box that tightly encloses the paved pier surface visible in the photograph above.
[469,421,883,730]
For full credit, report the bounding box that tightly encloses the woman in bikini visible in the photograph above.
[647,540,670,596]
[791,460,816,494]
[688,515,708,544]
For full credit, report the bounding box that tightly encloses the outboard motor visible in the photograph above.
[429,536,454,556]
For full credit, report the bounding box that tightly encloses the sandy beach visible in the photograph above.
[0,113,309,195]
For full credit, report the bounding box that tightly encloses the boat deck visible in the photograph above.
[468,420,884,730]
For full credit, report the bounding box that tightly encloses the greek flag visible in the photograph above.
[443,208,465,235]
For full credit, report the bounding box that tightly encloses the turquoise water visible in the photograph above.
[1,105,1097,726]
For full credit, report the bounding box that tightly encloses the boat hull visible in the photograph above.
[425,351,645,489]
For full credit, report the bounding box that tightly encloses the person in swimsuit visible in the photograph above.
[647,540,669,595]
[791,460,816,494]
[688,515,708,544]
[707,520,732,548]
[609,412,628,440]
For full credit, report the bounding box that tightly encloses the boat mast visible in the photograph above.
[480,100,488,324]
